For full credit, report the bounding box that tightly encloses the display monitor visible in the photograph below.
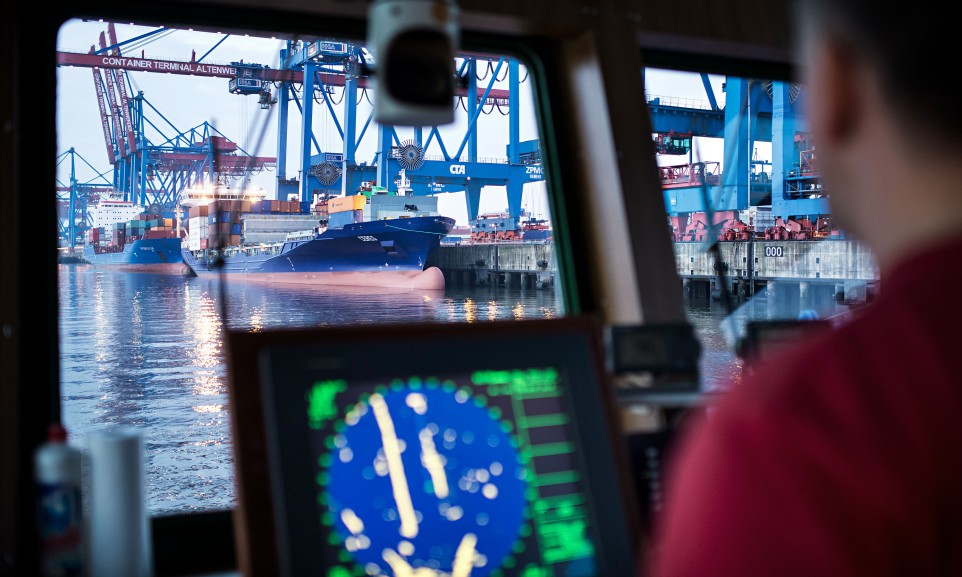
[231,317,639,577]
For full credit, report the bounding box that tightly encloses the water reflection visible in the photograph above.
[487,300,499,321]
[685,302,744,393]
[685,286,857,393]
[61,265,851,513]
[59,267,561,515]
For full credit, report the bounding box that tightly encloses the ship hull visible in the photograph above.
[182,216,455,290]
[83,238,184,273]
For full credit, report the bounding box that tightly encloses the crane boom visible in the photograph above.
[90,47,116,164]
[108,23,139,157]
[55,52,512,101]
[98,32,128,159]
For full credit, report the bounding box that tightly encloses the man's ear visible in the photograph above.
[808,35,861,145]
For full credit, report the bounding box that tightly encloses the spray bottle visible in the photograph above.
[34,423,84,577]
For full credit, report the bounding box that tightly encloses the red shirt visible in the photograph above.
[646,236,962,576]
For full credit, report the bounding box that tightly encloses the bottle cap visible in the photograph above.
[47,423,68,443]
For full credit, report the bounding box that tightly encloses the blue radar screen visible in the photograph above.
[315,379,530,576]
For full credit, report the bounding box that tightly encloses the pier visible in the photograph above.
[432,239,879,310]
[675,239,878,309]
[428,243,558,289]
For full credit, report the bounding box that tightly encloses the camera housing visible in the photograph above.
[368,0,459,126]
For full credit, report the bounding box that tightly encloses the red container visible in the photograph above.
[210,136,238,152]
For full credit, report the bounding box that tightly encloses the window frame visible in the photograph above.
[5,4,605,574]
[1,5,804,575]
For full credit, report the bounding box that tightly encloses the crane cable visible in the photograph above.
[212,42,281,353]
[119,28,179,56]
[475,61,490,81]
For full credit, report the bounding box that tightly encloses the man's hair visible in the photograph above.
[795,0,961,146]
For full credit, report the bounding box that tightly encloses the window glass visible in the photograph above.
[644,67,879,392]
[57,19,559,515]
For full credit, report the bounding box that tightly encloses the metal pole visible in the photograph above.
[747,80,751,209]
[376,124,392,189]
[509,58,519,164]
[345,75,358,164]
[467,59,478,163]
[138,95,148,206]
[276,82,289,195]
[69,149,77,249]
[301,61,317,201]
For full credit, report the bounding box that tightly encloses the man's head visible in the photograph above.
[792,0,962,266]
[793,0,959,145]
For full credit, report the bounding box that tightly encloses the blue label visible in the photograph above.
[38,483,83,577]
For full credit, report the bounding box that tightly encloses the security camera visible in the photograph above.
[368,0,459,126]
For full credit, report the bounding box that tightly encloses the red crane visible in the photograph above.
[106,23,138,158]
[56,50,511,101]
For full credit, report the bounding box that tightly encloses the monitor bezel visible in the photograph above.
[240,316,638,576]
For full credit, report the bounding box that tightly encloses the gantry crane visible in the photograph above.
[56,23,544,235]
[645,70,825,221]
[55,148,114,248]
[60,23,276,218]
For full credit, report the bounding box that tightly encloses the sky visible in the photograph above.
[55,18,747,226]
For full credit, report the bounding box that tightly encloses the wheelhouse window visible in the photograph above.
[56,18,561,515]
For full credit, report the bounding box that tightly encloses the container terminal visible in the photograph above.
[54,23,863,302]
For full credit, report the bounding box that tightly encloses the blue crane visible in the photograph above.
[649,74,826,220]
[55,148,114,248]
[59,26,544,234]
[274,40,543,229]
[61,23,275,222]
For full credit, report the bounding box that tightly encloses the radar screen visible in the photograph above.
[256,319,637,577]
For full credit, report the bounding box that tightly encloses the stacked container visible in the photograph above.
[186,207,209,251]
[240,214,320,245]
[327,194,366,215]
[126,220,145,241]
[206,201,244,248]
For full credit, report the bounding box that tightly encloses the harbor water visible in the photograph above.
[59,265,742,516]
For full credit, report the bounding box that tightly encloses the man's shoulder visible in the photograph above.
[722,292,956,439]
[722,308,890,423]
